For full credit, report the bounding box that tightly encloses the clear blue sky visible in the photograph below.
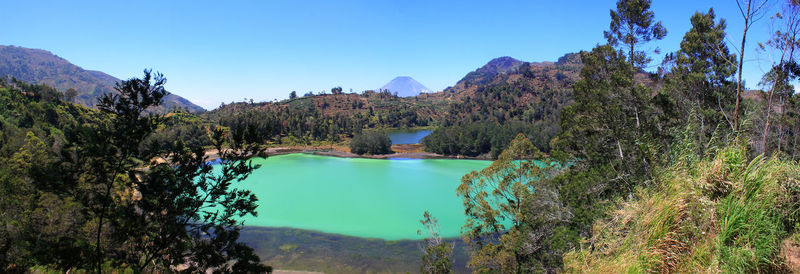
[0,0,783,109]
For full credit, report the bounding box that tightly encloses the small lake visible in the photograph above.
[232,153,490,240]
[386,129,432,144]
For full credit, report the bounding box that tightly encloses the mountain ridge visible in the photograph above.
[0,45,204,113]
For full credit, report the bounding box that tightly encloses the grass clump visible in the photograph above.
[563,145,800,273]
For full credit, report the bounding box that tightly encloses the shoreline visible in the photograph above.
[204,144,492,162]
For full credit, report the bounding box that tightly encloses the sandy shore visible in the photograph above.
[203,143,491,161]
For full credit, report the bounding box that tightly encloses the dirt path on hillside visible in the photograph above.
[782,238,800,273]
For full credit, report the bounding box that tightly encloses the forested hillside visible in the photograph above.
[205,89,445,145]
[422,53,582,158]
[0,45,204,113]
[415,1,800,273]
[0,73,269,272]
[203,53,587,158]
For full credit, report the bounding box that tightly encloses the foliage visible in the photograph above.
[418,211,453,274]
[80,69,169,272]
[425,57,580,158]
[563,143,799,273]
[142,111,214,151]
[662,8,737,157]
[604,0,667,68]
[553,45,665,219]
[422,121,551,158]
[457,134,570,272]
[208,90,437,146]
[349,131,392,155]
[0,81,101,270]
[0,72,269,272]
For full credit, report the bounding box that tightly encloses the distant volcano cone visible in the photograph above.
[378,76,430,97]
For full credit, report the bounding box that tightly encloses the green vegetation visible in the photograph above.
[349,131,392,155]
[442,1,800,273]
[0,71,269,272]
[424,56,579,157]
[457,134,568,272]
[6,0,800,273]
[206,90,437,147]
[418,211,454,274]
[201,53,582,159]
[563,143,798,273]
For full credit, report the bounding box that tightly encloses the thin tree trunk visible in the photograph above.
[735,0,753,132]
[96,157,125,274]
[762,82,777,154]
[778,96,785,152]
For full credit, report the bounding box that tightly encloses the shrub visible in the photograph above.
[349,132,392,155]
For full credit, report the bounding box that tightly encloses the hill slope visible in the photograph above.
[563,145,800,273]
[0,45,204,113]
[378,76,431,97]
[443,56,525,94]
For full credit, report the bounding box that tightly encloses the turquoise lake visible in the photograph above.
[235,153,490,240]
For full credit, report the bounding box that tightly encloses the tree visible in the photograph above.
[758,1,800,154]
[734,0,771,131]
[604,0,667,69]
[552,45,670,240]
[349,131,392,155]
[83,69,168,273]
[663,8,737,154]
[119,125,268,272]
[289,90,297,99]
[79,69,269,272]
[458,134,570,272]
[0,132,88,270]
[331,86,343,95]
[418,211,453,274]
[555,45,658,184]
[603,0,667,143]
[65,88,78,102]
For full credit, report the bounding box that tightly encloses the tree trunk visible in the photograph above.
[735,0,753,132]
[778,96,786,152]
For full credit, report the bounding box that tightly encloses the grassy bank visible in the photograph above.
[563,145,800,273]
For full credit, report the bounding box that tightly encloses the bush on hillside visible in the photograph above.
[350,132,392,155]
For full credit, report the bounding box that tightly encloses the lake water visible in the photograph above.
[386,129,432,144]
[234,153,490,240]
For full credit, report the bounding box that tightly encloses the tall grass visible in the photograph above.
[563,144,800,273]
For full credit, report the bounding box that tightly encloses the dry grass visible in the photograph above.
[564,145,800,273]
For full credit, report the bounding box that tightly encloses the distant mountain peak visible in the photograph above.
[378,76,430,97]
[482,56,523,73]
[443,53,582,95]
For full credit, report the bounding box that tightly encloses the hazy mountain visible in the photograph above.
[377,76,431,97]
[0,45,204,113]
